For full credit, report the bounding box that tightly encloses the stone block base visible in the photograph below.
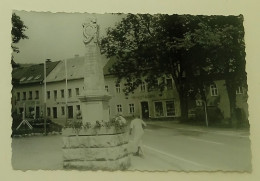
[63,155,130,171]
[62,128,131,170]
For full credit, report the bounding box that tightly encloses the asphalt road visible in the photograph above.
[11,122,251,171]
[129,122,251,171]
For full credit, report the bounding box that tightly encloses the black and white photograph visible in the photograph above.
[10,10,252,172]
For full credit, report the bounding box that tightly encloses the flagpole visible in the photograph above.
[34,101,36,119]
[44,60,47,135]
[65,59,68,125]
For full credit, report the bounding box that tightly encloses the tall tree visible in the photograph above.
[189,15,246,123]
[101,14,246,122]
[101,14,192,120]
[11,13,28,67]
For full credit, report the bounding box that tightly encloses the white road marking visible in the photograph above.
[187,137,224,145]
[143,145,213,169]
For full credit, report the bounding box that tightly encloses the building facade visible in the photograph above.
[12,61,59,118]
[12,56,248,126]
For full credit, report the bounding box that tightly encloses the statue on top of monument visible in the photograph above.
[82,15,99,46]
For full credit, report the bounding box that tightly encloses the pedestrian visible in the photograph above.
[129,115,147,156]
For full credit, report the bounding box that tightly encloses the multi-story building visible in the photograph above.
[43,56,178,125]
[12,56,248,126]
[12,60,59,118]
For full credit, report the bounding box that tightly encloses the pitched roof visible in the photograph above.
[45,56,85,83]
[45,55,111,83]
[12,61,60,85]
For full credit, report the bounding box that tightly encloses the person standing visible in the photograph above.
[129,116,147,156]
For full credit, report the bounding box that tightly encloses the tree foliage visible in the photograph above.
[101,14,246,121]
[11,13,28,53]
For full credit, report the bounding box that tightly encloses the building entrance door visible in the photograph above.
[68,106,73,118]
[141,101,149,119]
[53,107,57,118]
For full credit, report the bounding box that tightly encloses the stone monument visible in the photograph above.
[62,15,130,170]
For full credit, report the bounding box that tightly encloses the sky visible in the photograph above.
[12,11,124,64]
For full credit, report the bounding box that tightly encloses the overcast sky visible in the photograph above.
[12,11,124,64]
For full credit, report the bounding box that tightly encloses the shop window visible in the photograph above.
[166,101,175,116]
[154,101,164,117]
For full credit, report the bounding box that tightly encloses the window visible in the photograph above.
[75,88,80,96]
[27,76,33,81]
[34,75,41,80]
[20,77,26,82]
[61,106,65,115]
[105,85,109,92]
[61,89,64,98]
[140,82,146,92]
[35,90,39,99]
[166,101,175,116]
[68,89,72,97]
[47,91,51,99]
[22,92,26,100]
[166,78,173,90]
[17,92,20,101]
[154,102,164,117]
[236,86,243,94]
[129,104,135,114]
[54,90,57,100]
[47,107,51,117]
[29,91,32,100]
[117,104,122,113]
[76,105,80,110]
[116,84,120,93]
[210,84,218,96]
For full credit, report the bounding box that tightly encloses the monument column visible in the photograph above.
[62,15,130,171]
[78,16,111,124]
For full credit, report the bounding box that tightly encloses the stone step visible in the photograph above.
[63,155,131,171]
